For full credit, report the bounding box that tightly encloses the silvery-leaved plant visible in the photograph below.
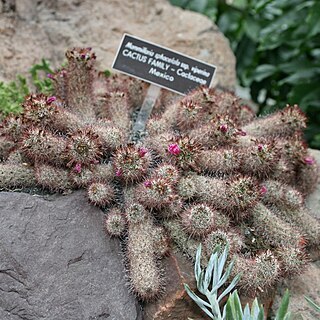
[185,244,292,320]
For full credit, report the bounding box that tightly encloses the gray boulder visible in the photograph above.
[0,191,141,320]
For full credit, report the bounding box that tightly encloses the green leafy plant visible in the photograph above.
[29,59,54,95]
[0,76,28,116]
[170,0,320,149]
[0,59,54,117]
[185,244,292,320]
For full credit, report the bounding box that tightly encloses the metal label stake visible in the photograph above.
[132,84,161,141]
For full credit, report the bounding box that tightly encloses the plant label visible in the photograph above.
[112,34,217,95]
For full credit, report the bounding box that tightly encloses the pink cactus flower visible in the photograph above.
[47,73,54,79]
[47,96,57,104]
[257,144,264,152]
[304,156,315,165]
[168,143,181,156]
[74,163,82,173]
[138,147,148,158]
[260,185,267,195]
[116,169,122,177]
[144,180,152,188]
[219,124,228,133]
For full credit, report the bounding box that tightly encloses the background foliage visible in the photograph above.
[170,0,320,148]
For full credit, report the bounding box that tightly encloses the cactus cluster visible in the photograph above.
[0,47,319,300]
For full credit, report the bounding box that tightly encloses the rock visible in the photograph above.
[0,0,236,90]
[0,191,141,320]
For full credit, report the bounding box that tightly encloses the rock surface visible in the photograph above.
[0,0,236,90]
[0,191,141,320]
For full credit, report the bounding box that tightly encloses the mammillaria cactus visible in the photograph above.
[0,47,319,301]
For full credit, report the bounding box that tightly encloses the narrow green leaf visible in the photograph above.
[187,0,208,12]
[195,244,202,284]
[306,3,320,37]
[222,304,227,319]
[278,68,320,85]
[232,291,244,319]
[214,259,238,298]
[275,289,290,320]
[225,295,235,320]
[252,64,278,82]
[244,18,260,41]
[305,296,320,312]
[217,245,229,283]
[254,0,274,13]
[197,270,206,294]
[184,284,213,313]
[257,308,265,320]
[251,298,261,318]
[212,250,220,294]
[283,312,292,320]
[228,292,240,320]
[218,273,241,303]
[278,60,316,73]
[243,304,251,320]
[203,250,216,291]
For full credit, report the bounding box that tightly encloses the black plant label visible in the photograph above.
[112,34,217,95]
